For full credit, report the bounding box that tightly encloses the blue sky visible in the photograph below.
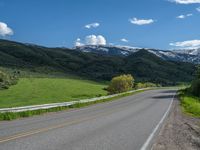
[0,0,200,49]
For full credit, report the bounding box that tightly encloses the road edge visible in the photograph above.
[140,92,176,150]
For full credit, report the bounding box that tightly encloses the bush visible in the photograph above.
[0,70,18,90]
[107,74,134,94]
[135,82,158,89]
[0,71,10,89]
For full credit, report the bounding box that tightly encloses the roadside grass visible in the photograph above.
[179,90,200,117]
[0,78,107,108]
[0,89,147,121]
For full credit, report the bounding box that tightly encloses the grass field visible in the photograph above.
[0,78,107,108]
[0,89,147,121]
[180,94,200,117]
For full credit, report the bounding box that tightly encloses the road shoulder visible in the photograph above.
[152,97,200,150]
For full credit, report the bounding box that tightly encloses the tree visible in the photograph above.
[189,66,200,97]
[107,74,134,94]
[196,65,200,79]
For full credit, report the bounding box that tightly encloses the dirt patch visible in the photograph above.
[152,97,200,150]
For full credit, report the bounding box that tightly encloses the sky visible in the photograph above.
[0,0,200,49]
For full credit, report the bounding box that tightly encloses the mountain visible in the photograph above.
[75,45,200,64]
[174,48,200,55]
[0,39,196,85]
[174,48,200,63]
[75,45,139,56]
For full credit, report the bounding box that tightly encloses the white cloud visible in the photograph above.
[186,13,193,16]
[170,40,200,49]
[129,18,154,25]
[85,22,100,29]
[196,7,200,12]
[75,35,107,46]
[176,13,193,19]
[85,35,106,45]
[0,22,13,36]
[75,38,84,47]
[177,15,185,19]
[121,38,129,42]
[169,0,200,4]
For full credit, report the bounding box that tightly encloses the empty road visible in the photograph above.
[0,89,176,150]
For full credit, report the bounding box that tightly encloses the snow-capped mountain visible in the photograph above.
[147,49,200,64]
[174,48,200,55]
[75,45,140,56]
[173,48,200,64]
[75,45,200,64]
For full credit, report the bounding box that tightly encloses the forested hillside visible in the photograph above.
[0,39,196,85]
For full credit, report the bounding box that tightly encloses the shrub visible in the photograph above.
[135,82,158,89]
[0,70,19,90]
[0,71,10,89]
[107,74,134,94]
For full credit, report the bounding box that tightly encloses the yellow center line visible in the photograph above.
[0,106,126,144]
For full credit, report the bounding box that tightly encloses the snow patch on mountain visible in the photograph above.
[75,45,200,64]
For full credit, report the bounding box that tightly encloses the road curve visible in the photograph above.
[0,89,176,150]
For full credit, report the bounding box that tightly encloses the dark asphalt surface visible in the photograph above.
[0,89,176,150]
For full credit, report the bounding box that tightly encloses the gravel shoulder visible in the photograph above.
[152,97,200,150]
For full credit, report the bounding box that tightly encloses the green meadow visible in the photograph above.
[0,78,107,108]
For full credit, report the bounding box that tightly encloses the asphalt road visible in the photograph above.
[0,89,176,150]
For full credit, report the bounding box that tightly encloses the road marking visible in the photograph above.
[140,92,176,150]
[0,118,86,143]
[0,104,127,143]
[0,90,176,146]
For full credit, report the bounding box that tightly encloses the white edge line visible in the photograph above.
[140,92,176,150]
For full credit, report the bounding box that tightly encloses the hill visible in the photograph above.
[0,39,196,85]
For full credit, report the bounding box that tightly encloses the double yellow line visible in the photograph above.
[0,105,126,144]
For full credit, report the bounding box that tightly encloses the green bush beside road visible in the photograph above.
[135,82,159,89]
[107,74,134,94]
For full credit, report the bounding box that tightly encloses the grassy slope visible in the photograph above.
[181,95,200,117]
[0,89,147,121]
[0,78,107,108]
